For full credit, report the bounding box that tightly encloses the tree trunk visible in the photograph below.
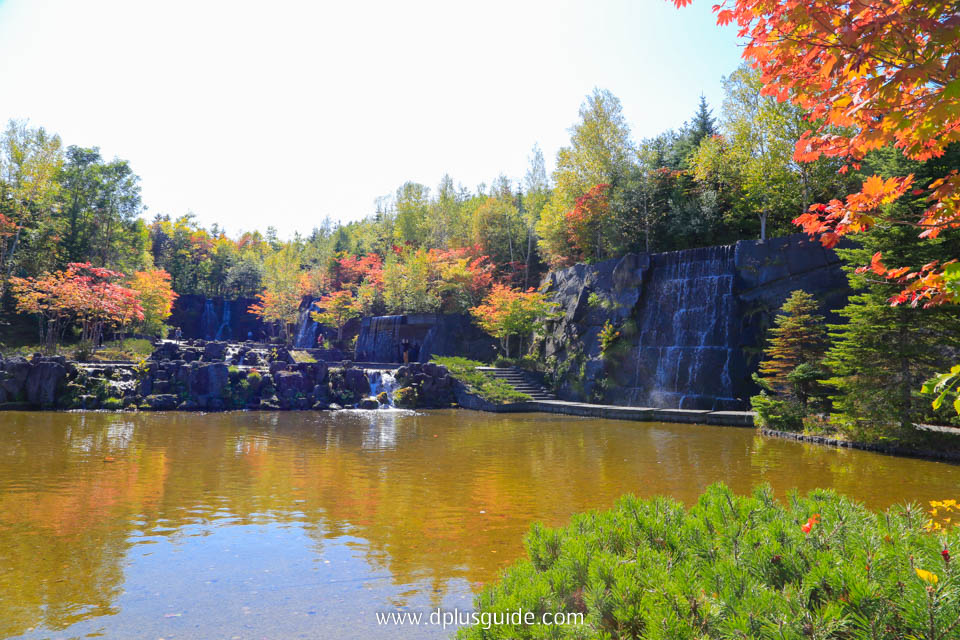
[524,228,533,289]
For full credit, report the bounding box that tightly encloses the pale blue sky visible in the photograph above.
[0,0,743,236]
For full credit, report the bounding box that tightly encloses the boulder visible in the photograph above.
[358,398,379,410]
[144,394,178,411]
[203,341,227,361]
[274,371,307,398]
[25,360,68,406]
[393,386,417,408]
[0,356,29,398]
[343,368,370,397]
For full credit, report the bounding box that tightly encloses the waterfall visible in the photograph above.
[355,315,405,362]
[367,370,399,407]
[628,244,738,410]
[293,300,320,348]
[201,299,218,340]
[215,303,232,341]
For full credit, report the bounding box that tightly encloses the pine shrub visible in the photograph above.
[459,484,960,640]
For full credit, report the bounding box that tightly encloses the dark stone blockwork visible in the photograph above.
[354,313,497,364]
[540,234,850,410]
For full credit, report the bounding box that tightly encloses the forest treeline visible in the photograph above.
[3,52,960,442]
[1,64,856,312]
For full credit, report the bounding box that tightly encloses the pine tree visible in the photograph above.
[757,290,827,401]
[689,95,717,147]
[824,145,960,438]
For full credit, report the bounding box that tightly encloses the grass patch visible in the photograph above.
[289,350,317,364]
[459,483,960,640]
[89,338,154,362]
[432,356,531,404]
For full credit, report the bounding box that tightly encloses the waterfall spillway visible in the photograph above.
[354,315,405,362]
[201,299,218,340]
[215,303,232,341]
[367,370,399,407]
[293,300,320,348]
[629,244,737,410]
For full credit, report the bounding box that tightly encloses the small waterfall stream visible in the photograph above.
[293,300,320,348]
[215,303,232,341]
[367,370,399,407]
[201,299,218,340]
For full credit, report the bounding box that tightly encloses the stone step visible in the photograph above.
[476,366,558,400]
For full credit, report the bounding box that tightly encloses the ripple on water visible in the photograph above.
[1,409,959,639]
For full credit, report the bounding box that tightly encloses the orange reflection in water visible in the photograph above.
[0,409,958,637]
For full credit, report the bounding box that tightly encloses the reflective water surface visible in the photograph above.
[1,409,958,639]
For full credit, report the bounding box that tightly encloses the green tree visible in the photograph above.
[692,65,848,242]
[394,181,431,246]
[825,146,960,439]
[537,89,635,266]
[756,290,827,401]
[521,144,550,286]
[0,120,63,293]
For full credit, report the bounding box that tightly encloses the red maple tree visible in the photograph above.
[673,0,960,307]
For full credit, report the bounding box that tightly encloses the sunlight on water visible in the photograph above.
[0,409,958,639]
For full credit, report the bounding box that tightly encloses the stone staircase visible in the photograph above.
[477,367,558,401]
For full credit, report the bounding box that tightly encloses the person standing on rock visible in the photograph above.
[174,327,182,344]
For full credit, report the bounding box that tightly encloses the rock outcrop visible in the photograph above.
[0,354,73,407]
[539,234,850,410]
[354,313,496,363]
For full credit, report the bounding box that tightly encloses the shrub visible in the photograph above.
[433,356,530,404]
[102,397,124,411]
[459,484,960,640]
[751,391,805,431]
[393,386,417,408]
[598,320,620,357]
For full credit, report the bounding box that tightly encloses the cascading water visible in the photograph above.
[293,300,320,348]
[215,303,232,341]
[367,370,399,407]
[354,316,404,362]
[627,244,738,410]
[201,299,218,340]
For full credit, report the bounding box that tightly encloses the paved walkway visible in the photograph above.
[471,367,754,427]
[473,398,754,427]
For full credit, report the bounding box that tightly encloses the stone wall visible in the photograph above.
[0,355,73,407]
[169,295,264,342]
[539,234,850,410]
[0,343,455,412]
[354,313,496,363]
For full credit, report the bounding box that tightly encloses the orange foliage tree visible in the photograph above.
[310,289,361,343]
[565,183,611,262]
[10,263,144,351]
[248,289,301,342]
[673,0,960,306]
[128,268,177,338]
[470,284,556,358]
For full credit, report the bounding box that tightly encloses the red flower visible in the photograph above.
[801,514,820,534]
[943,548,951,564]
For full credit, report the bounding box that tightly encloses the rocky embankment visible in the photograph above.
[0,342,455,412]
[538,234,850,410]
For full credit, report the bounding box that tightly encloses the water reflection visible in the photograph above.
[0,410,958,639]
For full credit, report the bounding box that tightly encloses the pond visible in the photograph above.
[1,409,958,639]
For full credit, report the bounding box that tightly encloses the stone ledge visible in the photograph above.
[760,428,960,462]
[460,397,755,428]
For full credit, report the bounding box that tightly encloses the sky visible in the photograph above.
[0,0,744,237]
